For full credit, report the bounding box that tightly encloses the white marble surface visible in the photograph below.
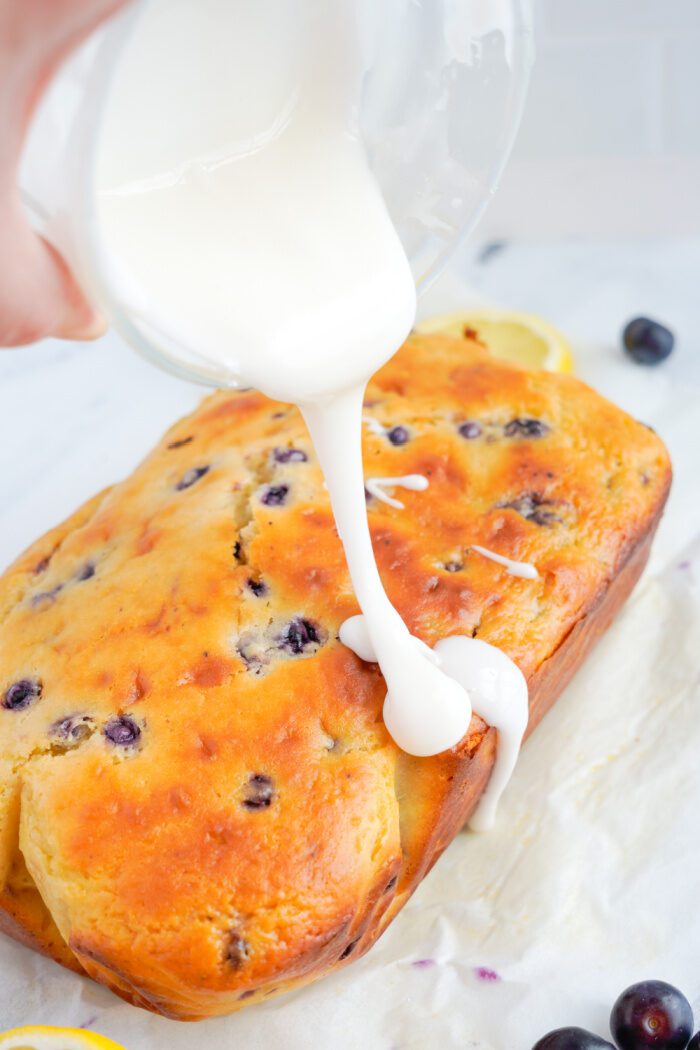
[1,240,700,1050]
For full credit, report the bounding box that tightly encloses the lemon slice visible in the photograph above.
[417,309,574,373]
[0,1027,126,1050]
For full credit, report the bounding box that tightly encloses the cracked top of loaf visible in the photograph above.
[0,334,671,1019]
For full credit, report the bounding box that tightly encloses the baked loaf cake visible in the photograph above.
[0,333,670,1019]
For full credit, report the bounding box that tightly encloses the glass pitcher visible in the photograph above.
[19,0,534,388]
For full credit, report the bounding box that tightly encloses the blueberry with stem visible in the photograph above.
[610,980,693,1050]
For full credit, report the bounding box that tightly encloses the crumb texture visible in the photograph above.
[0,334,671,1018]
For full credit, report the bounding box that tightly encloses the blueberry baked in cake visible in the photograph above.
[0,333,671,1019]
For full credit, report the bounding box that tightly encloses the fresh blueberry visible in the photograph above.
[242,773,275,810]
[247,578,267,598]
[76,562,95,582]
[610,981,693,1050]
[623,317,675,365]
[532,1029,615,1050]
[280,618,320,654]
[387,425,410,446]
[176,465,210,491]
[273,447,307,463]
[458,421,482,440]
[261,484,289,507]
[103,715,141,748]
[3,678,42,711]
[504,418,550,439]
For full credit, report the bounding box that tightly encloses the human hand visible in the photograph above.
[0,0,130,346]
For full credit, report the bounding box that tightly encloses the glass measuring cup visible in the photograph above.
[19,0,534,388]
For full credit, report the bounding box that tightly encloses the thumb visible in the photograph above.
[0,199,106,346]
[42,235,107,342]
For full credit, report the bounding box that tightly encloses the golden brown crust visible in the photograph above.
[0,334,671,1018]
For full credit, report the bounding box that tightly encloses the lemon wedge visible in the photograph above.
[417,309,574,373]
[0,1027,126,1050]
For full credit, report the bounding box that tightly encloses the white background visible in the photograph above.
[481,0,700,238]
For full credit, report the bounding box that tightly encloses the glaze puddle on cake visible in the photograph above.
[339,618,528,831]
[94,0,529,814]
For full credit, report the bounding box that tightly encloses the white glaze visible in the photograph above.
[365,474,429,509]
[340,619,529,829]
[471,544,539,580]
[340,615,440,667]
[362,416,388,438]
[435,637,528,831]
[304,393,472,758]
[94,0,528,782]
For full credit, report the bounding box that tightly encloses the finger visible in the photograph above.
[0,200,105,346]
[42,237,107,342]
[0,0,129,346]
